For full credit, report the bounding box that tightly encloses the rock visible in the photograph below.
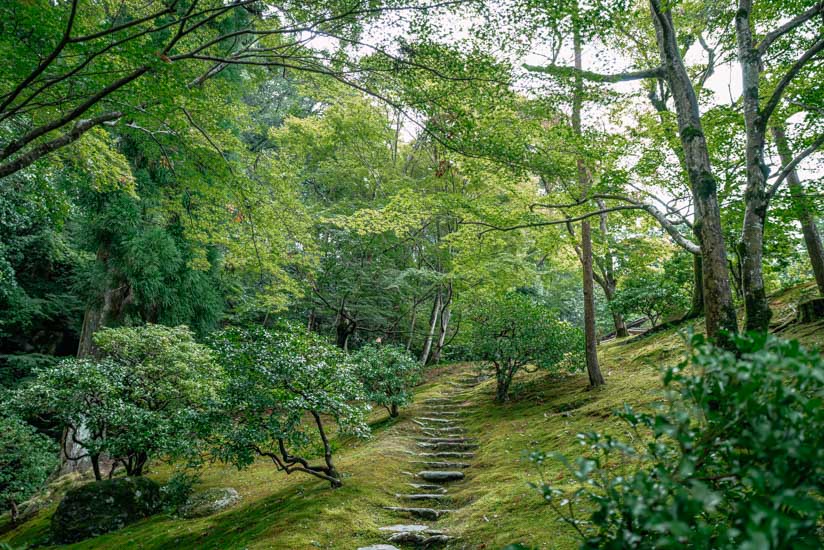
[414,417,458,424]
[51,477,161,544]
[418,452,475,459]
[178,487,241,518]
[417,470,464,482]
[396,493,448,501]
[383,506,450,520]
[388,532,451,544]
[412,461,470,469]
[386,526,430,534]
[417,442,477,451]
[407,483,447,492]
[357,545,401,550]
[415,437,476,443]
[798,297,824,323]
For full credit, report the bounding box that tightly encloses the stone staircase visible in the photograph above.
[358,374,483,549]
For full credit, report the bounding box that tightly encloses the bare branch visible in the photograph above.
[767,132,824,198]
[760,37,824,128]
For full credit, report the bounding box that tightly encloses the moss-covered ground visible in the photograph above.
[2,283,822,549]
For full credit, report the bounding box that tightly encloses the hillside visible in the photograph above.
[3,282,823,550]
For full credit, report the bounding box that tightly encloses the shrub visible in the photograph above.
[610,271,689,327]
[468,293,584,402]
[210,324,369,488]
[16,325,222,480]
[0,414,58,525]
[353,344,422,417]
[526,333,824,549]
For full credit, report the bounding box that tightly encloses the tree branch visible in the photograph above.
[767,132,824,198]
[757,2,824,56]
[523,63,664,82]
[760,37,824,128]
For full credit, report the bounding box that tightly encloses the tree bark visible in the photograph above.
[573,21,605,388]
[649,0,738,340]
[430,282,452,364]
[736,0,773,331]
[420,289,441,365]
[772,125,824,296]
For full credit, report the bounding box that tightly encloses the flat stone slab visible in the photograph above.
[419,451,475,459]
[384,506,451,520]
[357,545,401,550]
[420,410,461,416]
[418,442,478,451]
[415,417,458,424]
[378,524,431,533]
[388,533,451,545]
[422,398,452,404]
[418,470,465,482]
[407,482,447,492]
[396,493,448,501]
[413,461,471,469]
[421,426,465,432]
[416,437,476,443]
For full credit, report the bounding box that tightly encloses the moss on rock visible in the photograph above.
[51,477,161,544]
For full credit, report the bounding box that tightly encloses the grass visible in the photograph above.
[2,282,822,549]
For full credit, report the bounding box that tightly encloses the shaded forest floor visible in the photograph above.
[2,282,823,549]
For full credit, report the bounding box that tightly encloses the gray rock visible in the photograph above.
[395,493,448,501]
[383,506,451,520]
[417,471,465,482]
[51,477,161,544]
[412,461,470,469]
[418,452,475,459]
[179,487,241,518]
[378,524,431,533]
[357,545,401,550]
[388,532,451,545]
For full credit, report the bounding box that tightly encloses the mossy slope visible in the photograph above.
[2,283,821,549]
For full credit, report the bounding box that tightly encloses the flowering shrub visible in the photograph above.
[210,324,368,488]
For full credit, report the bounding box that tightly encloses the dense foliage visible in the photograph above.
[14,325,220,480]
[353,344,422,417]
[468,293,584,401]
[610,271,690,327]
[210,325,369,488]
[0,414,57,524]
[527,333,824,548]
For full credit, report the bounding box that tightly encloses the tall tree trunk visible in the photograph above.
[736,0,772,331]
[406,300,417,351]
[430,283,452,364]
[420,289,441,365]
[772,125,824,296]
[649,0,738,339]
[573,22,605,388]
[687,252,705,318]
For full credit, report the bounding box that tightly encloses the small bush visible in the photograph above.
[15,324,222,480]
[526,333,824,549]
[468,293,584,401]
[159,471,199,515]
[210,324,369,488]
[353,344,422,417]
[0,414,58,525]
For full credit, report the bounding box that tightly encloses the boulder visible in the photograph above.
[51,477,161,544]
[178,487,241,518]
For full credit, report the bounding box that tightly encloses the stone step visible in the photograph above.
[413,461,471,469]
[422,398,452,404]
[415,437,476,443]
[378,524,444,535]
[418,470,465,482]
[396,493,449,501]
[407,483,447,493]
[414,417,459,424]
[419,451,475,459]
[388,533,450,545]
[418,442,478,451]
[384,506,451,520]
[420,409,461,415]
[420,425,465,433]
[357,545,400,550]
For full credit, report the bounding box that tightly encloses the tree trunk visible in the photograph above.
[406,303,417,351]
[685,245,705,319]
[772,125,824,296]
[420,289,441,365]
[494,364,512,402]
[649,0,738,340]
[736,1,772,332]
[573,21,605,388]
[389,403,399,418]
[430,283,452,364]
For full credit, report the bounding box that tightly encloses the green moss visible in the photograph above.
[3,284,821,549]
